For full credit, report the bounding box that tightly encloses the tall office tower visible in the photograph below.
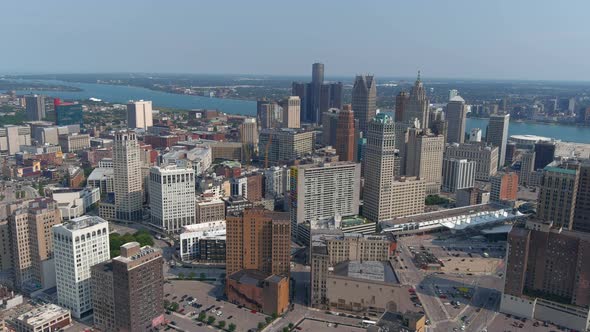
[335,104,355,161]
[54,98,83,126]
[519,150,536,186]
[449,89,459,101]
[312,62,324,85]
[53,216,110,319]
[444,143,499,181]
[429,109,448,145]
[292,63,342,124]
[258,129,314,165]
[445,96,468,144]
[264,166,289,199]
[240,118,259,145]
[280,96,301,128]
[351,75,377,133]
[149,166,195,233]
[486,114,510,167]
[113,131,143,222]
[126,100,153,129]
[9,198,61,291]
[501,220,590,332]
[92,242,164,332]
[321,108,340,146]
[403,72,430,128]
[490,171,519,203]
[442,158,476,193]
[1,125,32,155]
[534,141,556,170]
[390,177,426,218]
[405,128,445,194]
[395,91,410,122]
[505,142,517,165]
[0,220,10,272]
[25,95,45,121]
[469,128,482,142]
[257,99,280,129]
[289,162,361,235]
[226,208,290,277]
[537,161,580,229]
[363,114,396,222]
[573,161,590,232]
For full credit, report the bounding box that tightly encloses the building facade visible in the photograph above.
[25,95,45,121]
[444,143,498,181]
[537,162,579,229]
[258,129,314,165]
[113,131,143,222]
[149,166,196,233]
[405,128,445,194]
[486,114,510,167]
[335,104,355,162]
[442,158,476,193]
[127,100,153,129]
[445,96,468,144]
[352,75,377,133]
[280,96,301,128]
[490,172,519,203]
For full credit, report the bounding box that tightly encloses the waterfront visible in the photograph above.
[5,79,590,143]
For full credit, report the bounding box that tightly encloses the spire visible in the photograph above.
[417,70,421,82]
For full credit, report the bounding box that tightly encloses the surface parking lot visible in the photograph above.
[163,280,269,332]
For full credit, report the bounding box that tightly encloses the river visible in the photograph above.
[5,79,590,143]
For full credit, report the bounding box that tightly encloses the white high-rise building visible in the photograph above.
[264,166,289,198]
[469,128,482,142]
[449,89,459,101]
[362,113,396,222]
[442,158,476,193]
[113,131,143,222]
[149,166,195,233]
[486,114,510,168]
[239,118,258,146]
[446,96,468,144]
[53,216,110,319]
[281,96,301,128]
[127,100,153,129]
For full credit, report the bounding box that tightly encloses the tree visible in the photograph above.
[218,320,226,329]
[169,302,179,311]
[288,323,294,329]
[271,312,278,319]
[200,272,206,280]
[228,323,237,332]
[257,322,265,330]
[188,271,196,280]
[178,272,185,280]
[207,316,216,325]
[265,316,273,324]
[283,327,290,332]
[198,312,206,321]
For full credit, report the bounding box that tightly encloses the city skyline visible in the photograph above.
[2,1,590,81]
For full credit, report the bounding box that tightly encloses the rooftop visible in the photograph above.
[60,215,108,231]
[331,260,398,284]
[16,304,69,326]
[382,203,506,226]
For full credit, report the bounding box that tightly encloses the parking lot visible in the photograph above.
[163,280,270,332]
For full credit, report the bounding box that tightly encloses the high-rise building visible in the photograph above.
[280,96,301,128]
[127,100,153,129]
[390,177,426,218]
[0,125,31,155]
[444,143,499,181]
[258,129,314,165]
[9,198,61,291]
[442,158,476,193]
[519,150,536,186]
[449,89,459,101]
[239,118,259,146]
[289,162,361,236]
[505,142,517,165]
[292,63,342,124]
[351,75,377,133]
[534,141,556,170]
[113,131,143,222]
[445,96,468,144]
[92,242,164,332]
[395,91,410,122]
[501,219,590,331]
[54,98,83,126]
[405,128,445,194]
[257,99,281,129]
[490,171,519,203]
[335,104,355,161]
[573,161,590,232]
[486,114,510,167]
[537,161,579,229]
[53,216,110,318]
[226,208,290,277]
[403,72,430,129]
[25,95,45,121]
[264,166,290,199]
[362,114,396,222]
[321,108,340,147]
[149,166,195,233]
[469,128,482,142]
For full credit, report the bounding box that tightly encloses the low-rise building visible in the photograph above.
[226,270,289,315]
[58,133,90,153]
[49,187,100,220]
[179,220,226,262]
[11,304,71,332]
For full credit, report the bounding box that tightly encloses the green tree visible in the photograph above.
[257,322,265,331]
[200,272,206,280]
[188,271,196,280]
[283,327,290,332]
[198,312,206,321]
[218,320,226,329]
[178,272,185,280]
[207,316,216,325]
[271,312,278,319]
[265,316,273,324]
[169,302,179,311]
[288,323,294,329]
[228,323,237,332]
[38,183,44,196]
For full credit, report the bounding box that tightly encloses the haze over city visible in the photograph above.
[2,0,590,80]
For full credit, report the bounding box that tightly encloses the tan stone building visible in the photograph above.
[444,142,498,181]
[405,128,445,194]
[196,197,225,223]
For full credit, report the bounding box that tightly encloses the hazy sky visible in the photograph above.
[2,0,588,80]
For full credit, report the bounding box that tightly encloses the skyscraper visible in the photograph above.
[486,114,510,167]
[362,114,396,222]
[394,91,409,122]
[149,165,195,233]
[573,161,590,232]
[92,242,164,332]
[257,99,280,129]
[519,150,536,186]
[239,118,259,145]
[127,100,153,129]
[351,75,377,133]
[537,161,579,229]
[335,104,355,161]
[445,96,468,144]
[449,89,459,101]
[405,128,445,194]
[321,108,340,147]
[258,129,314,165]
[54,98,83,126]
[53,216,110,319]
[113,131,143,222]
[534,141,556,170]
[403,72,430,128]
[442,158,476,193]
[280,96,301,128]
[444,143,499,181]
[490,171,519,203]
[25,95,45,121]
[292,63,342,124]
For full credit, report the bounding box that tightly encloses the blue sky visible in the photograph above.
[1,0,588,80]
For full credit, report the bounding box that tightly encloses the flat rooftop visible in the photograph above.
[382,203,505,226]
[17,304,69,326]
[332,260,398,284]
